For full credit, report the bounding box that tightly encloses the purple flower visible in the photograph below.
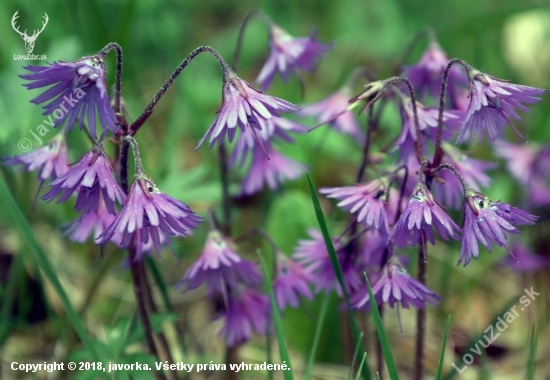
[389,181,460,248]
[500,242,549,273]
[42,144,126,215]
[354,259,442,310]
[20,55,119,138]
[4,133,69,182]
[220,289,271,347]
[96,174,202,250]
[402,42,468,107]
[394,99,463,162]
[240,143,306,196]
[273,252,313,309]
[63,199,119,244]
[299,88,363,140]
[459,190,538,266]
[293,229,362,296]
[178,230,262,296]
[256,25,332,90]
[494,141,550,206]
[229,116,307,169]
[197,71,299,148]
[456,72,545,144]
[433,142,495,208]
[320,179,390,233]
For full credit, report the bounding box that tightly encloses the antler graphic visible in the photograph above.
[11,11,49,53]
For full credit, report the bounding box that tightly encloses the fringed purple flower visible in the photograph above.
[459,190,538,266]
[4,133,69,182]
[20,55,119,138]
[434,142,495,208]
[240,143,306,196]
[273,252,313,309]
[63,199,119,244]
[354,259,442,311]
[494,141,550,206]
[456,71,545,144]
[389,180,460,248]
[42,144,126,214]
[96,173,202,251]
[197,70,299,148]
[299,88,363,141]
[402,41,468,106]
[293,229,362,296]
[178,230,262,296]
[256,24,332,90]
[220,289,271,347]
[320,179,390,233]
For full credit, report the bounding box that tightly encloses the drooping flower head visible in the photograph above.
[459,189,538,266]
[20,55,119,138]
[354,258,442,311]
[4,133,69,182]
[273,251,313,309]
[96,171,202,252]
[197,70,299,148]
[402,41,468,107]
[239,143,306,196]
[389,177,460,248]
[256,24,333,90]
[42,142,126,215]
[494,141,550,206]
[456,69,545,144]
[219,289,271,347]
[178,230,262,296]
[299,87,364,141]
[320,178,390,234]
[293,229,362,296]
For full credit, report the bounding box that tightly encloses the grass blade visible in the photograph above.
[356,354,367,380]
[258,251,294,380]
[526,324,537,380]
[435,316,452,380]
[348,332,365,380]
[304,294,330,380]
[0,176,104,365]
[306,172,371,380]
[364,274,400,380]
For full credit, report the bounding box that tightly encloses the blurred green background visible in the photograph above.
[0,0,549,379]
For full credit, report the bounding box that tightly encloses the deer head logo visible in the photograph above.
[11,11,49,54]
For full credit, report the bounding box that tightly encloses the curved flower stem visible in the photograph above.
[432,58,471,167]
[232,9,272,71]
[130,46,230,135]
[392,27,436,76]
[386,76,425,163]
[431,162,470,193]
[124,135,145,175]
[99,42,123,114]
[414,231,427,380]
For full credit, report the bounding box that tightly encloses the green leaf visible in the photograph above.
[258,251,294,380]
[304,294,330,380]
[306,172,371,380]
[356,354,368,380]
[0,175,107,372]
[348,332,365,380]
[526,324,537,380]
[364,274,400,380]
[435,316,452,380]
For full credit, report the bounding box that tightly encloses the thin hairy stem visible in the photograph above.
[99,42,123,114]
[124,136,145,175]
[433,58,471,166]
[431,162,470,192]
[232,9,272,71]
[414,231,427,380]
[130,46,230,134]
